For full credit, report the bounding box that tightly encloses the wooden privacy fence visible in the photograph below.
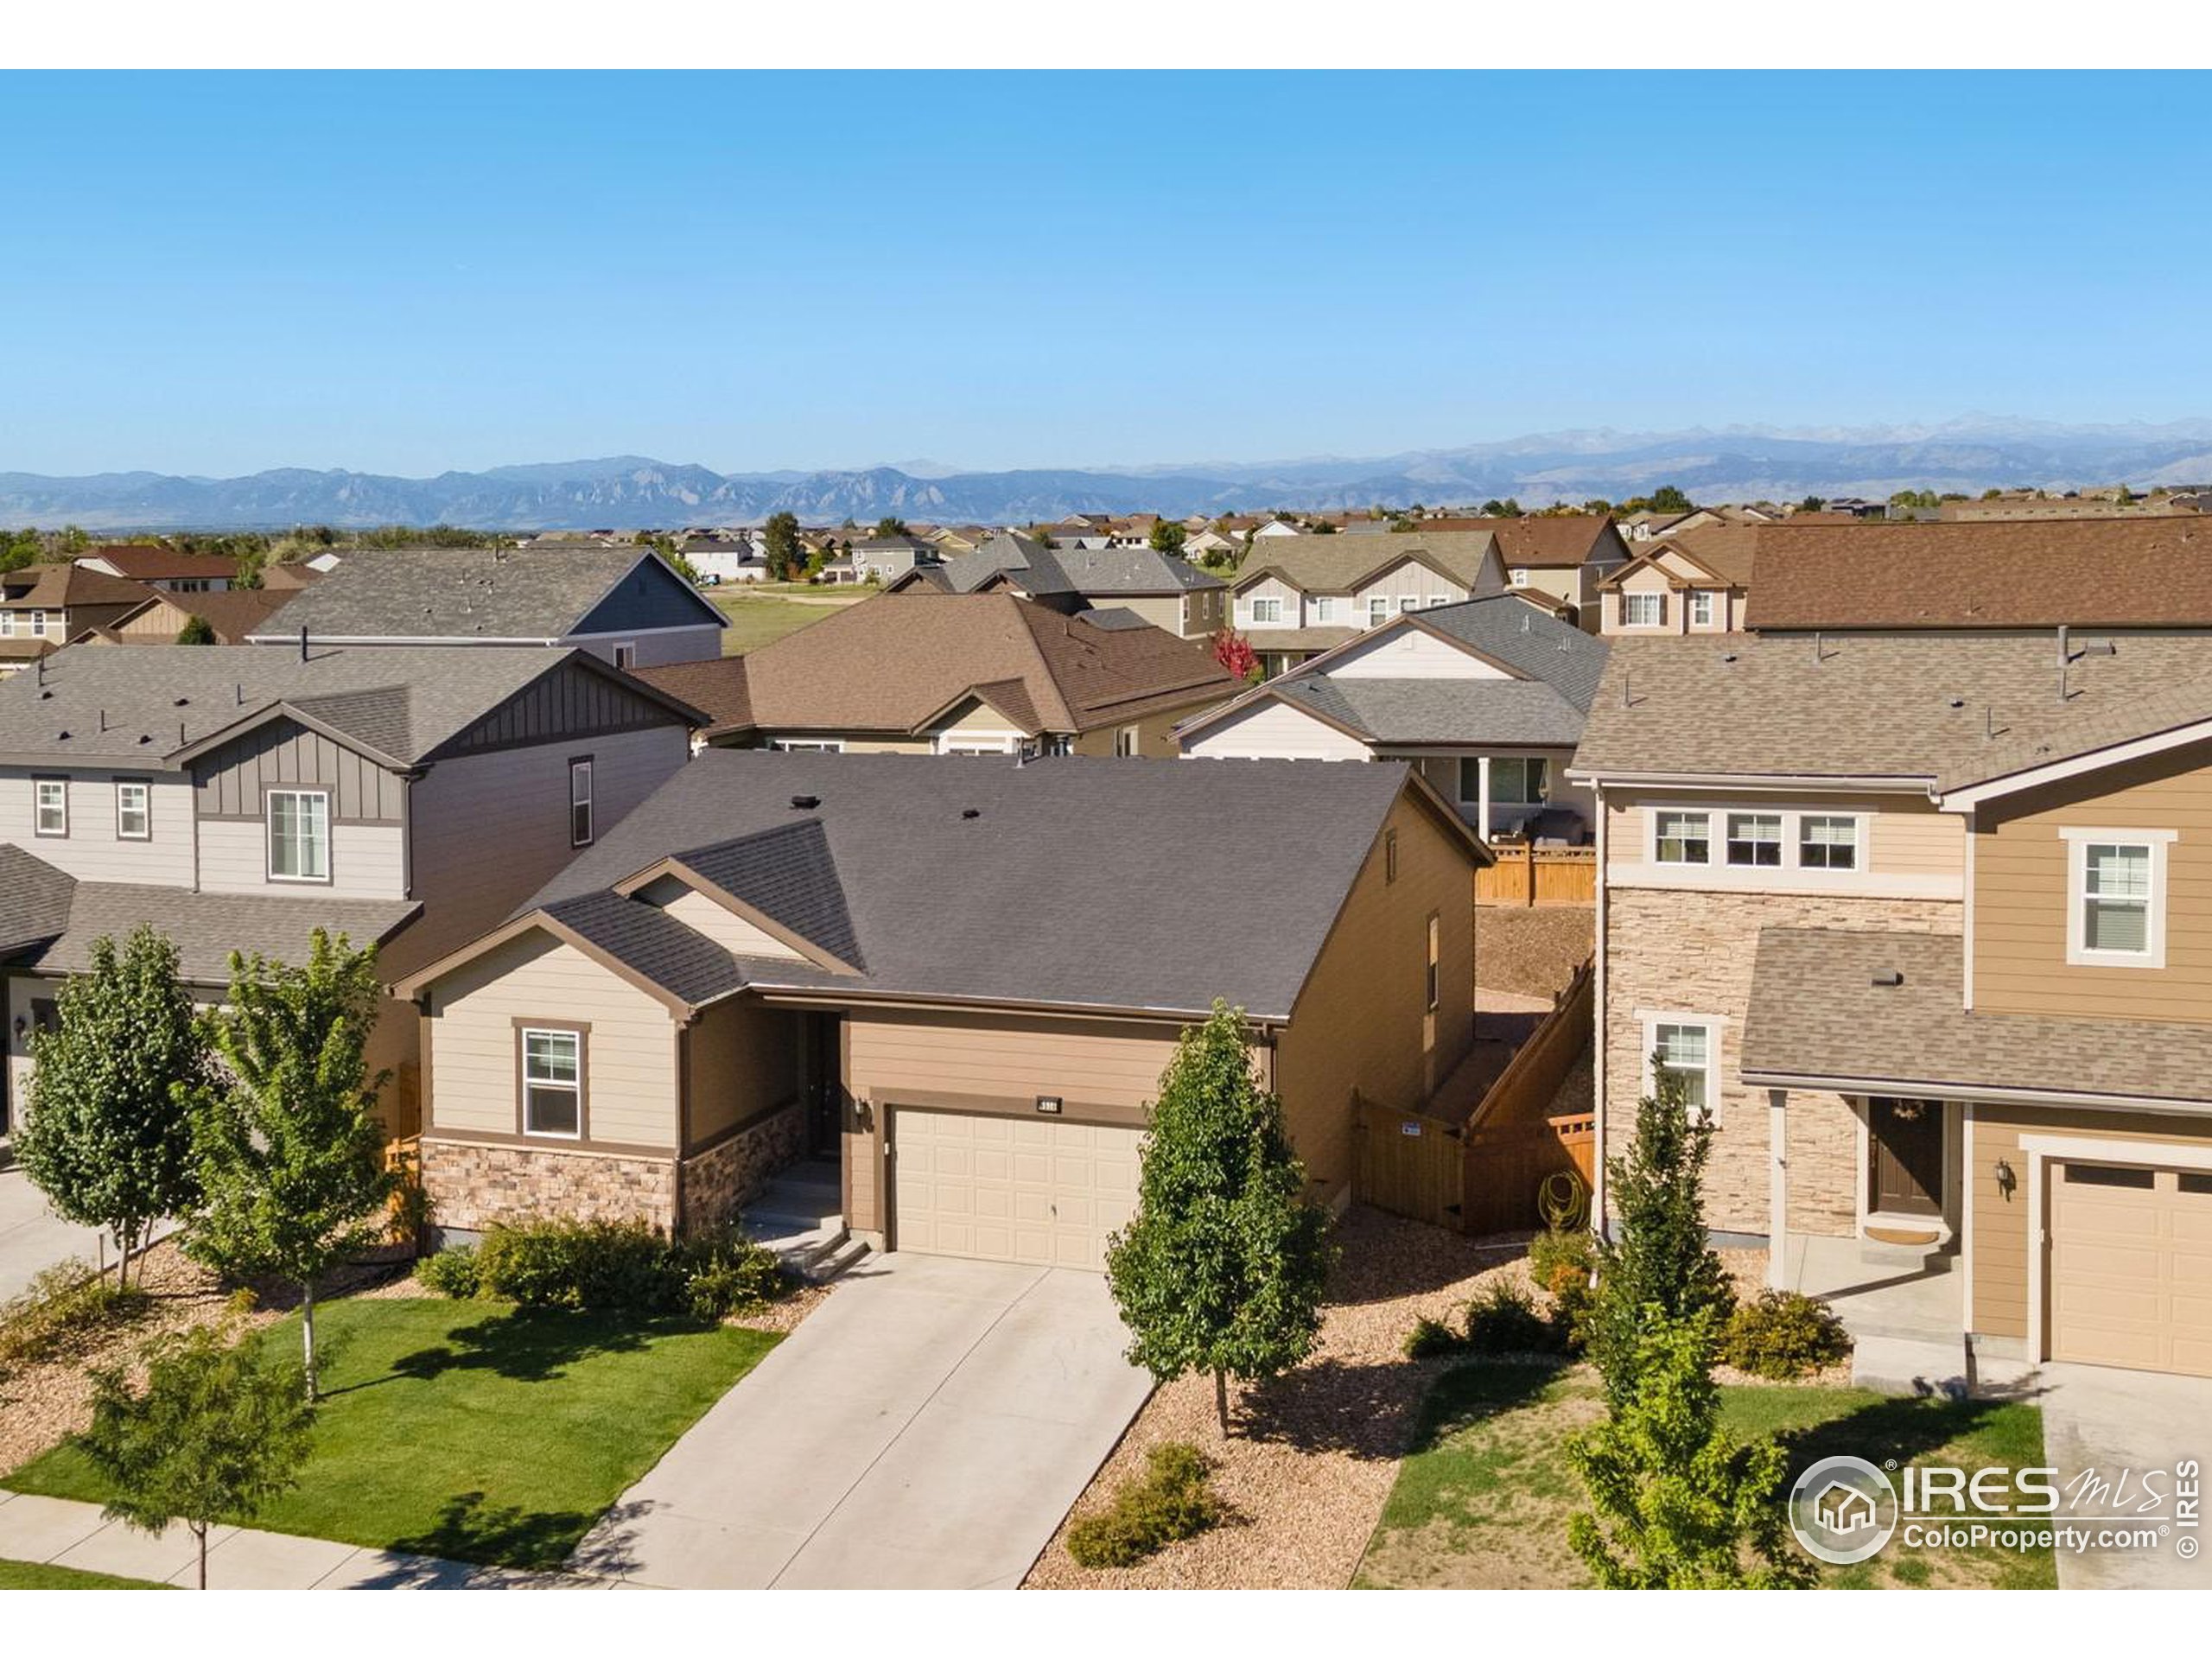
[1474,844,1595,907]
[1351,957,1597,1236]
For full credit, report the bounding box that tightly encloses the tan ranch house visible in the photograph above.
[394,751,1486,1267]
[1573,523,2212,1382]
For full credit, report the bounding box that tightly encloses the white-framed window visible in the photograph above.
[115,779,151,841]
[1725,811,1783,867]
[1116,724,1140,758]
[569,757,594,848]
[1799,814,1859,869]
[1310,596,1335,624]
[1644,1015,1721,1121]
[2063,829,2172,968]
[771,739,844,753]
[1623,591,1663,627]
[1249,596,1283,624]
[1426,594,1451,608]
[1425,912,1440,1014]
[1510,568,1529,588]
[520,1027,583,1139]
[266,789,330,883]
[1368,596,1390,626]
[29,609,48,638]
[611,642,638,670]
[0,612,14,637]
[1399,595,1421,613]
[33,777,67,838]
[1491,756,1549,805]
[1653,808,1711,865]
[1689,589,1717,627]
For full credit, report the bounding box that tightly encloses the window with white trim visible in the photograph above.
[34,777,67,837]
[520,1027,583,1138]
[1725,811,1783,867]
[116,779,151,841]
[1491,756,1548,805]
[1115,724,1140,758]
[1689,590,1717,627]
[1623,591,1663,627]
[569,758,594,847]
[266,790,329,882]
[1399,595,1421,613]
[1425,912,1440,1013]
[1249,596,1283,624]
[2068,834,2167,964]
[1310,596,1335,624]
[1510,568,1529,587]
[30,609,48,638]
[1798,814,1858,869]
[0,612,14,637]
[771,739,844,753]
[1367,596,1390,626]
[1653,808,1711,865]
[1426,594,1451,607]
[1651,1020,1718,1120]
[612,642,638,670]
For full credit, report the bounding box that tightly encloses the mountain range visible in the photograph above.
[8,416,2212,531]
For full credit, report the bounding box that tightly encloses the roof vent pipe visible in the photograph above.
[299,624,308,664]
[789,794,819,810]
[962,808,981,820]
[1871,968,1904,988]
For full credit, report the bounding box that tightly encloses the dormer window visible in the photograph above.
[1249,597,1283,624]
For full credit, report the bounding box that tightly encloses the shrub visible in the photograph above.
[1065,1442,1224,1568]
[1529,1225,1598,1350]
[0,1261,150,1367]
[1463,1281,1563,1357]
[474,1218,677,1312]
[416,1244,482,1300]
[674,1230,794,1320]
[1403,1315,1463,1360]
[1721,1290,1853,1380]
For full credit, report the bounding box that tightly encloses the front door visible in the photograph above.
[1868,1096,1944,1217]
[799,1013,843,1157]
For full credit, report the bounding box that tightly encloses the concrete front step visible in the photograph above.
[1852,1332,1972,1397]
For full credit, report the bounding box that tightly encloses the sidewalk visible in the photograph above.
[0,1491,624,1590]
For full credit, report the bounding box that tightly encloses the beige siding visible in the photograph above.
[685,998,798,1147]
[641,879,805,962]
[1605,789,1963,899]
[1968,1104,2212,1340]
[0,767,196,887]
[1103,594,1182,634]
[1329,626,1509,680]
[1233,574,1303,632]
[1503,568,1578,614]
[426,931,677,1149]
[1273,791,1478,1203]
[750,732,932,754]
[1972,744,2212,1022]
[1180,697,1372,761]
[1351,563,1470,616]
[1069,700,1217,759]
[195,816,407,899]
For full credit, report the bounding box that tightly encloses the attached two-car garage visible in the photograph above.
[887,1106,1144,1272]
[2049,1158,2212,1378]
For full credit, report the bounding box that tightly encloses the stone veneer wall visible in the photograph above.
[677,1101,809,1234]
[420,1139,675,1236]
[1602,887,1962,1237]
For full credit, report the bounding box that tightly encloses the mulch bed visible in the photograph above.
[1472,906,1592,1000]
[1023,1206,1537,1590]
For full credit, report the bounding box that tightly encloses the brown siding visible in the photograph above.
[1973,741,2212,1022]
[686,998,799,1149]
[1272,791,1478,1204]
[1968,1103,2212,1339]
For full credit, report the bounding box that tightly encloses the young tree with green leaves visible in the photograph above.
[14,927,211,1290]
[873,515,909,539]
[1147,518,1188,555]
[761,510,804,581]
[184,931,396,1400]
[77,1325,317,1589]
[1105,1002,1335,1436]
[175,613,218,644]
[1584,1060,1734,1406]
[1567,1307,1806,1588]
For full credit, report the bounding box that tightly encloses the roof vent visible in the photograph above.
[1871,968,1904,988]
[962,807,981,820]
[789,794,820,810]
[174,696,189,707]
[1948,696,1965,709]
[1720,652,1738,664]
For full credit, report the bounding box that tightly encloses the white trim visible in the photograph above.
[1937,716,2212,810]
[1961,1100,1977,1325]
[1566,769,1936,794]
[519,1026,585,1141]
[241,621,719,648]
[1632,801,1894,891]
[114,779,151,842]
[769,739,846,753]
[1738,1070,2212,1116]
[32,775,67,838]
[1961,806,1976,1010]
[264,787,331,884]
[936,731,1022,755]
[1768,1087,1788,1289]
[1592,781,1609,1236]
[569,757,594,849]
[2018,1132,2212,1367]
[1637,1009,1725,1122]
[2061,828,2171,970]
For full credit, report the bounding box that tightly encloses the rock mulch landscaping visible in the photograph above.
[1023,1206,1537,1589]
[1471,905,1592,1000]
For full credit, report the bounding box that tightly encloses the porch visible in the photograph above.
[1769,1233,1969,1393]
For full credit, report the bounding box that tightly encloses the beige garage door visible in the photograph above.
[890,1108,1142,1271]
[2050,1160,2212,1377]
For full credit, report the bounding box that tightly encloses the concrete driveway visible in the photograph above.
[575,1253,1153,1588]
[0,1162,107,1304]
[2036,1363,2212,1589]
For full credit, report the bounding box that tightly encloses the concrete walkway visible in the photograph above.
[575,1253,1153,1588]
[2032,1363,2212,1590]
[0,1164,107,1305]
[0,1492,609,1589]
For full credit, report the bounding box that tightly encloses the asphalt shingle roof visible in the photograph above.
[505,749,1449,1020]
[931,533,1224,597]
[1230,531,1500,594]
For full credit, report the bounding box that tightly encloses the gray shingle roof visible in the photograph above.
[934,533,1223,597]
[1570,632,2212,784]
[671,818,864,971]
[0,846,417,985]
[1415,598,1608,711]
[501,750,1456,1020]
[1742,927,2212,1109]
[244,545,722,643]
[0,645,683,769]
[1279,677,1589,747]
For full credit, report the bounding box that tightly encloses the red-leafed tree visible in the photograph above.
[1211,626,1260,683]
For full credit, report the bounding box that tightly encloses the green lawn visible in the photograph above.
[0,1558,170,1589]
[1356,1361,2055,1590]
[713,590,856,654]
[5,1297,777,1572]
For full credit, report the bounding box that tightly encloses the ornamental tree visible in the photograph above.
[1105,1001,1335,1436]
[77,1324,317,1589]
[1210,626,1259,683]
[15,926,212,1289]
[1148,519,1188,554]
[183,930,396,1400]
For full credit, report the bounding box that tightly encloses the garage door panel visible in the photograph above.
[892,1107,1145,1271]
[2051,1159,2212,1379]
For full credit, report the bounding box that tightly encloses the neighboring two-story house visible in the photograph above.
[1598,525,1756,634]
[0,565,154,677]
[1394,515,1630,623]
[1227,531,1510,677]
[73,545,239,593]
[244,543,728,669]
[1568,518,2212,1382]
[635,592,1238,759]
[0,645,701,1139]
[1178,595,1607,842]
[887,531,1227,639]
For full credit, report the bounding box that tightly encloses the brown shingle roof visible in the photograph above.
[632,593,1237,741]
[1232,531,1499,594]
[83,545,241,582]
[1411,515,1620,568]
[0,564,155,610]
[114,587,298,644]
[1743,518,2212,630]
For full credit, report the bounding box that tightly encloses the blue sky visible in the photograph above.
[3,70,2209,478]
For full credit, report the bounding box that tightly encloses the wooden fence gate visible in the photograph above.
[1351,1094,1465,1230]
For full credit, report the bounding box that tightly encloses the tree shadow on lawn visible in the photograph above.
[363,1491,652,1580]
[1765,1391,2038,1481]
[1236,1351,1565,1459]
[328,1306,705,1395]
